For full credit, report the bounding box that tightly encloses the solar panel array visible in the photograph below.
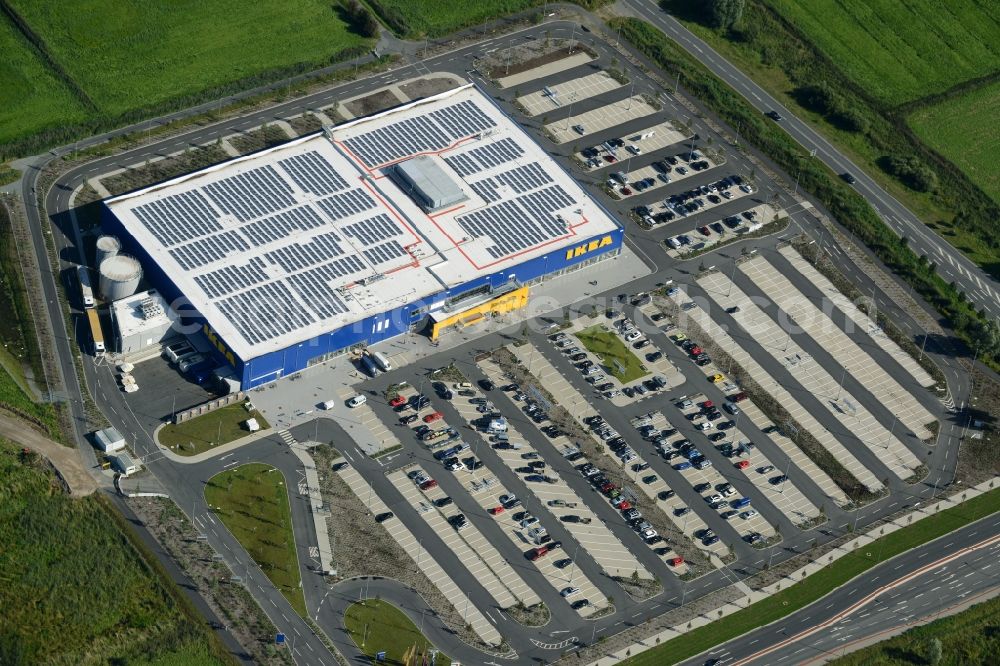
[444,153,482,178]
[278,151,349,195]
[170,231,250,271]
[316,188,376,222]
[216,282,315,345]
[133,191,221,246]
[343,99,497,168]
[195,258,270,298]
[265,231,345,273]
[243,205,326,247]
[364,240,408,267]
[204,166,295,222]
[492,163,552,194]
[343,213,402,245]
[468,137,524,170]
[456,183,575,260]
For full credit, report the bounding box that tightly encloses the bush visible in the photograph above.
[880,154,939,192]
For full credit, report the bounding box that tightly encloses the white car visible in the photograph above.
[561,586,581,598]
[347,394,367,408]
[625,330,642,342]
[520,516,539,529]
[740,509,758,520]
[708,494,724,503]
[696,422,712,431]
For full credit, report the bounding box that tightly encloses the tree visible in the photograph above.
[927,637,942,665]
[709,0,746,29]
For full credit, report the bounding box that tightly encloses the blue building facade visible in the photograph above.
[102,202,623,390]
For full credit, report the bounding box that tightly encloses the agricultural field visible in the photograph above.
[204,463,306,616]
[0,16,89,147]
[763,0,1000,106]
[909,81,1000,206]
[1,0,372,155]
[367,0,539,37]
[0,440,228,665]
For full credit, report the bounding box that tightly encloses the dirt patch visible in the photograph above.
[128,496,295,666]
[0,413,99,495]
[955,367,1000,485]
[399,77,461,101]
[100,143,231,197]
[229,125,292,155]
[286,113,325,136]
[345,90,403,118]
[311,445,499,653]
[481,39,595,80]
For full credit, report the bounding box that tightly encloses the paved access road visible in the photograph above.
[619,0,1000,319]
[684,510,1000,666]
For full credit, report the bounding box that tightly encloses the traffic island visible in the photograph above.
[344,599,451,665]
[204,463,305,616]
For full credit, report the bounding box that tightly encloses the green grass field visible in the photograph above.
[829,593,1000,665]
[344,600,451,665]
[368,0,538,37]
[204,463,306,616]
[0,17,89,147]
[763,0,1000,106]
[619,486,1000,665]
[158,402,269,455]
[575,325,648,383]
[1,0,371,155]
[0,439,229,665]
[909,81,1000,206]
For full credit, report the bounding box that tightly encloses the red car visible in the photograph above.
[489,506,505,516]
[701,400,714,409]
[423,411,444,423]
[389,395,407,407]
[669,556,685,566]
[698,226,711,236]
[419,479,438,490]
[689,346,703,356]
[616,500,632,511]
[528,546,549,561]
[735,460,751,470]
[600,482,616,494]
[731,392,748,403]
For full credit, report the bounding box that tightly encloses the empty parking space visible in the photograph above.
[517,72,621,117]
[698,268,923,481]
[391,464,536,610]
[664,287,877,500]
[779,247,937,389]
[496,51,595,89]
[335,464,502,645]
[742,257,935,440]
[545,96,657,144]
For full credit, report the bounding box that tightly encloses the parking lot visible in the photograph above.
[495,50,594,89]
[517,71,622,117]
[335,464,502,645]
[699,264,924,481]
[779,247,937,390]
[545,96,657,144]
[611,152,724,201]
[573,120,690,171]
[499,342,728,563]
[663,203,776,257]
[740,256,936,440]
[390,464,540,610]
[665,287,883,498]
[449,379,653,584]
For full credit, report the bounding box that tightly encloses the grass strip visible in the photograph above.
[575,324,649,383]
[620,486,1000,665]
[344,599,451,665]
[205,463,306,616]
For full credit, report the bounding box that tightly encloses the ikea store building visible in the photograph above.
[102,84,623,390]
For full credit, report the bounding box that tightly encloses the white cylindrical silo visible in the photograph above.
[95,235,121,267]
[99,255,142,301]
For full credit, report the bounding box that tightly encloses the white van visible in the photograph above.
[487,417,508,433]
[347,395,367,408]
[372,351,392,373]
[321,400,337,410]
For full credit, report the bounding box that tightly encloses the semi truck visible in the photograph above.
[77,265,94,308]
[86,308,105,355]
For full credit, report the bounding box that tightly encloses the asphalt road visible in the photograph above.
[685,509,1000,666]
[620,0,1000,319]
[12,6,991,666]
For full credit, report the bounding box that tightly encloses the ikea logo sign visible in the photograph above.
[203,324,236,367]
[565,235,613,261]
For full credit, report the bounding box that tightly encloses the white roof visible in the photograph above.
[105,85,619,360]
[111,290,177,339]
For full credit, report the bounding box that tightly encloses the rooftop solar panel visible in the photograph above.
[278,150,349,195]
